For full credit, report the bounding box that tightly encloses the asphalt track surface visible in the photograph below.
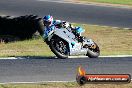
[0,0,132,28]
[0,57,132,83]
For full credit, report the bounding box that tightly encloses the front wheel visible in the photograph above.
[49,37,69,59]
[86,42,100,58]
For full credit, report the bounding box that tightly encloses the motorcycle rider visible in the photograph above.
[43,15,86,44]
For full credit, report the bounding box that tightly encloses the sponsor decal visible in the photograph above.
[76,66,131,85]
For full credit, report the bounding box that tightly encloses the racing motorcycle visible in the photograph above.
[43,25,100,59]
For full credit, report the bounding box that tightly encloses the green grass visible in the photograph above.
[76,0,132,5]
[0,82,132,88]
[0,24,132,57]
[0,38,54,57]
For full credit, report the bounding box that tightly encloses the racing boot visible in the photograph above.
[82,38,97,49]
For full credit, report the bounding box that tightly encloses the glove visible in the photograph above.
[62,22,70,28]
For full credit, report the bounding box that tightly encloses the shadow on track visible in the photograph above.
[15,56,62,59]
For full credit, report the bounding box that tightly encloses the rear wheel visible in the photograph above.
[49,37,69,59]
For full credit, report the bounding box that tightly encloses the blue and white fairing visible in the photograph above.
[43,25,95,56]
[52,27,85,55]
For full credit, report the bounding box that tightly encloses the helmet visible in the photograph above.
[43,15,53,26]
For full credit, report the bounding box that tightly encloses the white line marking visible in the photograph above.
[0,55,132,60]
[0,79,131,84]
[112,27,119,29]
[0,57,18,60]
[69,55,132,58]
[124,28,131,30]
[100,55,132,57]
[0,81,76,84]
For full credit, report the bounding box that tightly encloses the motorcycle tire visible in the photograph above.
[49,37,69,59]
[86,42,100,58]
